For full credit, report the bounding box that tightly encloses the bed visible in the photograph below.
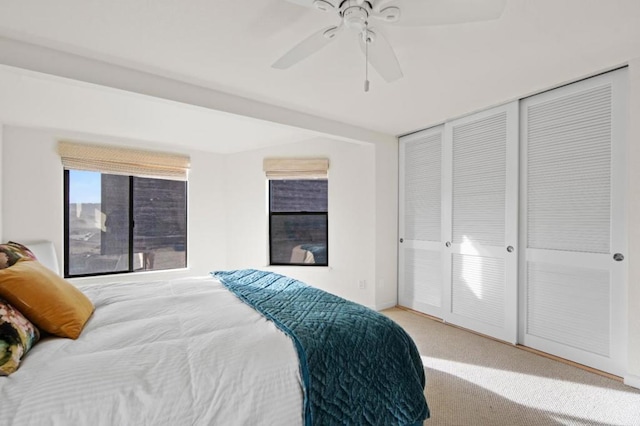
[0,244,429,425]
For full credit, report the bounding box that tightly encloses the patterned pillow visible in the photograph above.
[0,242,37,270]
[0,298,40,375]
[0,260,94,339]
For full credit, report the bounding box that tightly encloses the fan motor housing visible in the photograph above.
[341,2,371,32]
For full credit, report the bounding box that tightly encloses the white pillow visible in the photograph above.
[23,241,60,276]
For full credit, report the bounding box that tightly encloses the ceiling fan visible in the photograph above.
[272,0,507,90]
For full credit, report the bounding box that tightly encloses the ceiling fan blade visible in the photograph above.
[272,25,341,69]
[389,0,507,26]
[358,29,403,83]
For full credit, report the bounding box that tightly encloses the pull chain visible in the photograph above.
[364,23,370,92]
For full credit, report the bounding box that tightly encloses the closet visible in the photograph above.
[399,68,627,376]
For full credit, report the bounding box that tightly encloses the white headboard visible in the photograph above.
[25,241,60,276]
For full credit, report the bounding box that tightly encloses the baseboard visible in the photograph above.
[624,374,640,389]
[375,301,397,311]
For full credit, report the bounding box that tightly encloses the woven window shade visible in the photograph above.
[58,141,190,181]
[263,158,329,179]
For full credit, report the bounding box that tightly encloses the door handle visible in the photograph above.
[613,253,624,261]
[507,246,514,253]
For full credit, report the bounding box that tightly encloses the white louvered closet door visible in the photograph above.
[443,102,519,343]
[399,126,444,318]
[520,69,627,376]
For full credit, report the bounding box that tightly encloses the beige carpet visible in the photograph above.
[383,308,640,426]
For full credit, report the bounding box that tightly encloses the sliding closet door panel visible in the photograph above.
[443,101,519,343]
[399,126,444,316]
[403,248,442,308]
[451,254,505,328]
[404,131,441,241]
[527,84,612,254]
[527,261,610,356]
[521,68,627,376]
[451,113,506,247]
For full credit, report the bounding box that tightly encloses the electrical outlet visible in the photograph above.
[358,280,366,289]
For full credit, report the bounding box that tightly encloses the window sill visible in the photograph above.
[68,267,192,286]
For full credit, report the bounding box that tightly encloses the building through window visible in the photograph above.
[64,170,187,277]
[269,179,328,266]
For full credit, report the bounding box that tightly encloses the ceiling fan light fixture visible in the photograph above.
[343,6,369,31]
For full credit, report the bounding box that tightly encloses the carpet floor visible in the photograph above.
[383,308,640,426]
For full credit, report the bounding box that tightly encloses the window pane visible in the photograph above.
[270,214,328,265]
[66,171,188,277]
[67,171,130,276]
[270,180,328,212]
[133,177,187,271]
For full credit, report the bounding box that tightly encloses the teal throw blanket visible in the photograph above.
[212,269,429,426]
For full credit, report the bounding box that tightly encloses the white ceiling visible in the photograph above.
[0,0,639,153]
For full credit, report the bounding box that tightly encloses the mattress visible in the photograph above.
[0,276,303,425]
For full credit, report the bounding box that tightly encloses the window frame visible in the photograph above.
[268,179,329,267]
[63,169,188,278]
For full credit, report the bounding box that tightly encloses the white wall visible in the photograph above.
[224,137,388,308]
[374,139,398,309]
[0,126,399,309]
[625,57,640,388]
[0,123,3,241]
[1,125,227,282]
[2,127,62,247]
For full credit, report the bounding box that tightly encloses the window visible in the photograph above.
[64,170,187,277]
[58,141,190,278]
[269,179,328,266]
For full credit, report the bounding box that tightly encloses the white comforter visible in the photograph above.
[0,276,303,426]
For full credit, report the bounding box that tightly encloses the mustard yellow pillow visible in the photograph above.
[0,260,94,339]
